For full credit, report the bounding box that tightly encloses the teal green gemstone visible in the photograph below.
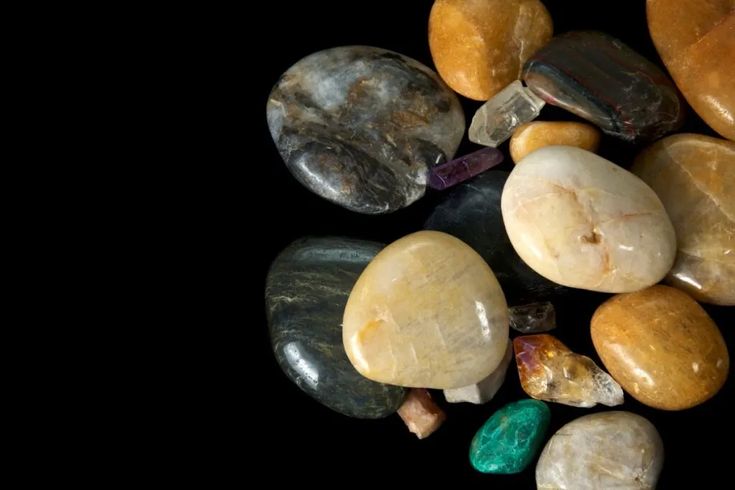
[469,399,550,474]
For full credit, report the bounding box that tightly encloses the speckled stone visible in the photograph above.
[266,237,407,418]
[267,46,465,214]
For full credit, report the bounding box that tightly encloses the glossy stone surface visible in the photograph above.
[397,389,446,439]
[648,0,735,140]
[470,399,550,474]
[444,339,512,404]
[591,285,729,410]
[514,334,624,408]
[427,147,504,190]
[429,0,553,101]
[536,412,664,489]
[469,80,546,147]
[425,171,566,303]
[510,121,600,163]
[502,146,677,293]
[523,31,684,143]
[632,134,735,305]
[266,237,407,418]
[267,46,464,214]
[343,231,509,389]
[508,301,555,333]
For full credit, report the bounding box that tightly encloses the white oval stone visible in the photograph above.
[501,146,676,292]
[343,231,509,389]
[536,411,664,489]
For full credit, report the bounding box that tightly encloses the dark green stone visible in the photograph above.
[266,237,407,418]
[469,399,550,474]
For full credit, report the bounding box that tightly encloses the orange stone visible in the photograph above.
[647,0,735,141]
[429,0,553,101]
[591,285,729,410]
[509,121,601,163]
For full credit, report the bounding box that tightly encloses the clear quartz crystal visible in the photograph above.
[509,302,556,333]
[469,80,546,147]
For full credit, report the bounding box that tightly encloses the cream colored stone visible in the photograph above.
[501,146,676,292]
[510,121,601,163]
[343,230,509,389]
[443,339,512,404]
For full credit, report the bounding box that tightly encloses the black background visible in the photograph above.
[255,1,732,487]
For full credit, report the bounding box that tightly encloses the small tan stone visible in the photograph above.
[397,388,446,439]
[510,121,601,163]
[591,285,729,410]
[429,0,553,101]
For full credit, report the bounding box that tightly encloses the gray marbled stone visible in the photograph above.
[266,237,407,418]
[267,46,465,214]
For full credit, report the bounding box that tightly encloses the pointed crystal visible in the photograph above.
[427,147,504,190]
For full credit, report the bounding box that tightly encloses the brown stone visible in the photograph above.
[591,285,729,410]
[429,0,553,101]
[647,0,735,140]
[397,389,446,439]
[632,134,735,305]
[510,121,601,163]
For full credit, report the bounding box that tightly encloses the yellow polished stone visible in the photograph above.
[647,0,735,140]
[632,134,735,305]
[510,121,601,163]
[343,230,509,389]
[429,0,553,101]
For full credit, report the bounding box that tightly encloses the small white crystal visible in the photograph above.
[443,340,513,404]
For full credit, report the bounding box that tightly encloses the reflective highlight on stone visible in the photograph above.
[470,399,550,474]
[509,302,556,333]
[514,334,623,408]
[469,80,546,147]
[267,46,464,214]
[397,388,446,439]
[266,237,407,418]
[444,340,512,404]
[427,147,504,190]
[510,121,600,163]
[536,412,664,490]
[523,31,684,143]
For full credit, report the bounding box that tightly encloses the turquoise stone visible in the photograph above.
[469,399,550,474]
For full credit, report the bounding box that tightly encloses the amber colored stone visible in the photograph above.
[429,0,553,101]
[510,121,601,163]
[397,389,446,439]
[632,134,735,305]
[647,0,735,140]
[591,285,729,410]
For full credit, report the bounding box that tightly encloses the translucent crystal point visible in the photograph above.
[508,301,556,333]
[427,147,504,190]
[469,80,546,147]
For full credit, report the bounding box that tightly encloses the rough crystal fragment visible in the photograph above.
[508,302,556,333]
[427,147,504,190]
[514,334,623,408]
[444,340,512,404]
[397,388,446,439]
[469,80,546,147]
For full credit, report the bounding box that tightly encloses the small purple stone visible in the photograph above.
[427,148,504,190]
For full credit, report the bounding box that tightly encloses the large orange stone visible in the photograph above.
[429,0,553,101]
[647,0,735,140]
[591,285,729,410]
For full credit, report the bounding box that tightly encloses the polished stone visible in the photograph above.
[648,0,734,140]
[632,134,735,305]
[266,237,406,418]
[523,31,684,142]
[343,231,509,389]
[536,412,664,489]
[514,334,624,408]
[470,399,550,474]
[425,171,567,303]
[444,339,512,404]
[427,147,504,190]
[429,0,553,101]
[508,301,556,333]
[267,46,464,214]
[397,388,446,439]
[591,285,729,410]
[510,121,600,163]
[502,146,677,292]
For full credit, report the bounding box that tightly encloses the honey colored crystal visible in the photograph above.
[632,134,735,305]
[510,121,600,163]
[647,0,735,140]
[429,0,553,101]
[591,285,729,410]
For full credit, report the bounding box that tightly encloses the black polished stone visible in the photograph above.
[424,171,567,304]
[266,237,407,418]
